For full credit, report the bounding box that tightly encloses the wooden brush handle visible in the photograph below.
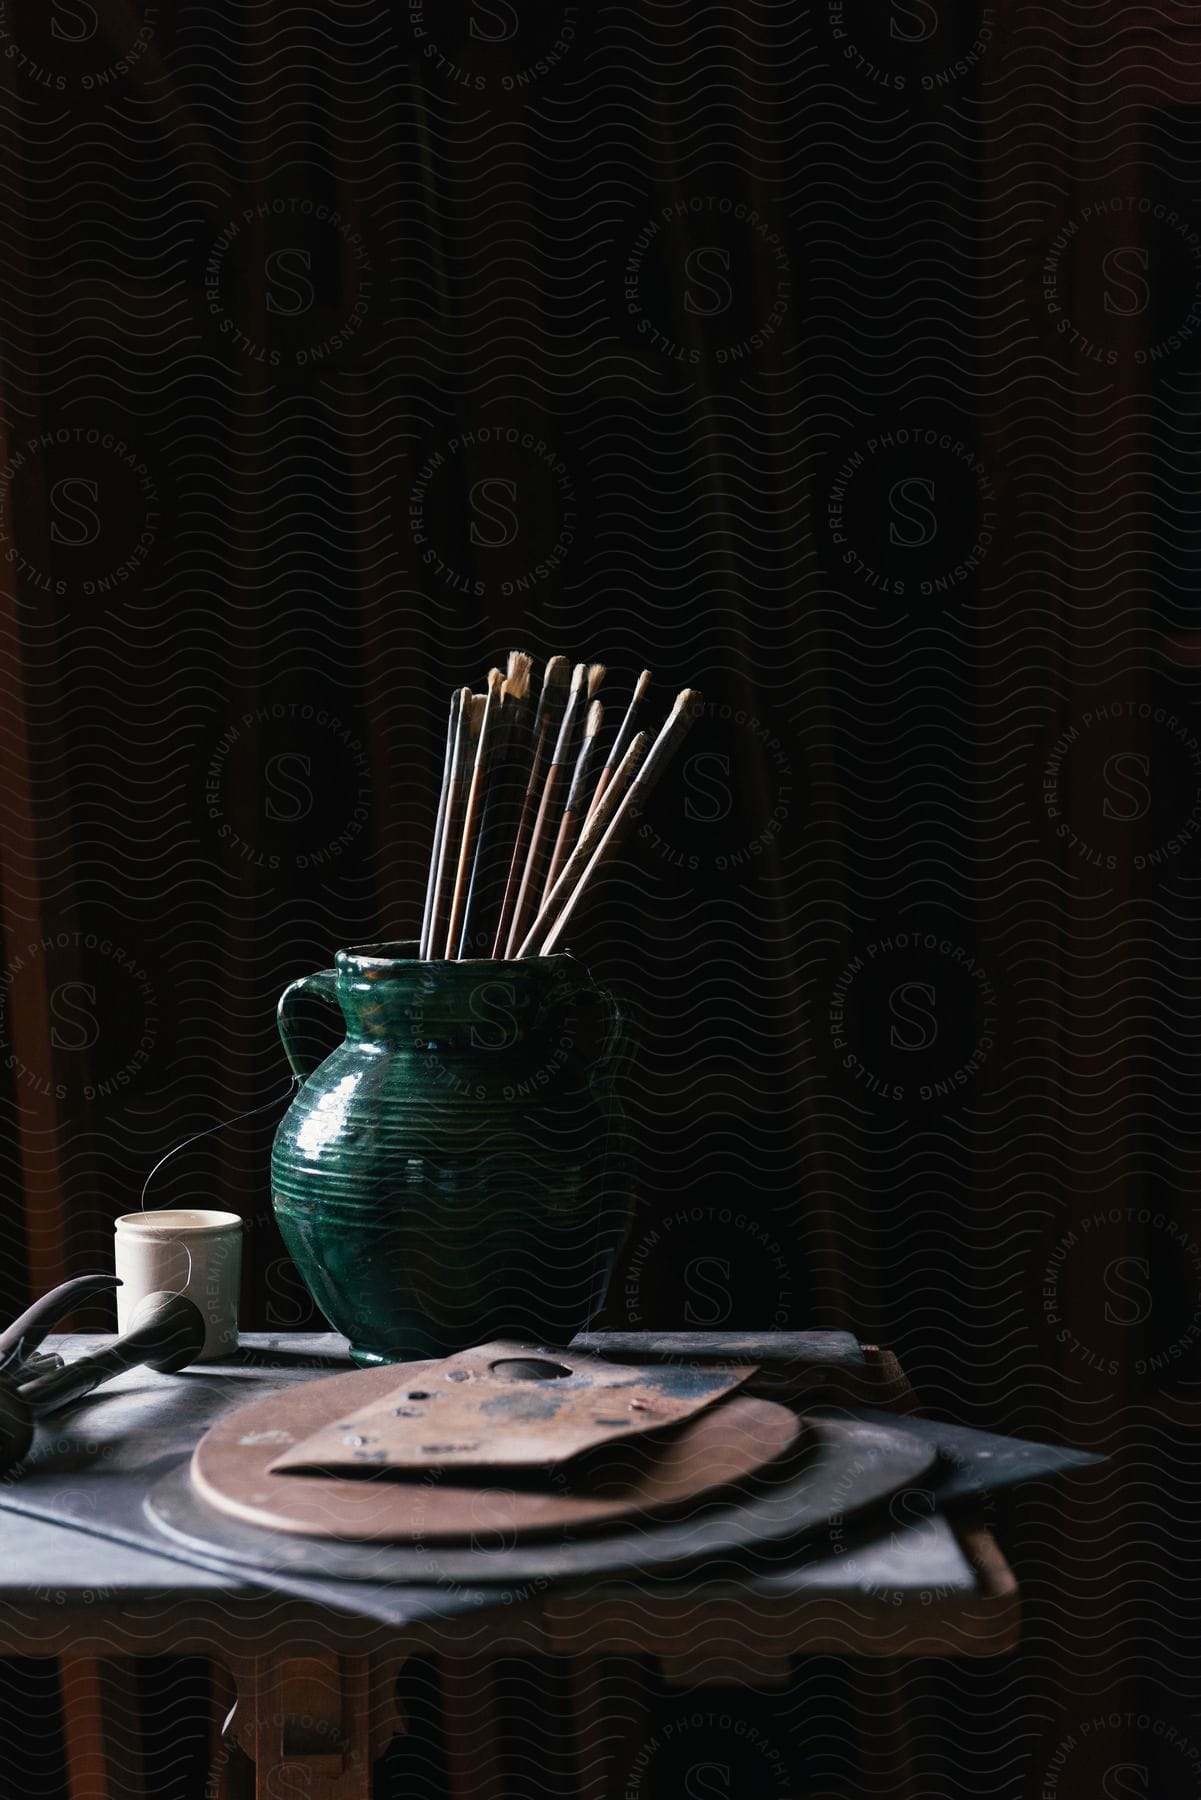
[444,760,486,956]
[493,718,554,955]
[538,693,701,954]
[542,806,580,901]
[420,696,460,957]
[587,763,616,819]
[493,783,540,955]
[516,734,650,956]
[505,761,569,955]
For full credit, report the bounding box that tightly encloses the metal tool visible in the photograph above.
[0,1272,123,1378]
[0,1277,206,1475]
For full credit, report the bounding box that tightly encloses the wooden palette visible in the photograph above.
[270,1338,756,1476]
[190,1351,800,1544]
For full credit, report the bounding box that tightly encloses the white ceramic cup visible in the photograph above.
[114,1210,243,1361]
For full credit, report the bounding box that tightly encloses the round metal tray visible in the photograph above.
[145,1414,934,1586]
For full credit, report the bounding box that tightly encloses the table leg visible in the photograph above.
[853,1658,919,1799]
[59,1656,144,1800]
[441,1651,504,1800]
[571,1655,650,1800]
[208,1661,254,1800]
[235,1652,392,1800]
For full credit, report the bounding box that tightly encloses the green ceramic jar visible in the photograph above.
[270,942,630,1365]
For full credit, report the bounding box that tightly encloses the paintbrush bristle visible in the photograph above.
[586,662,606,698]
[584,699,603,737]
[457,685,473,713]
[569,662,587,694]
[633,668,652,702]
[505,649,533,696]
[544,655,571,688]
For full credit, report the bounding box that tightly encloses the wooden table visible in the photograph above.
[0,1332,1018,1799]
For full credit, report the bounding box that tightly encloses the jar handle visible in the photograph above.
[550,970,626,1079]
[587,982,625,1071]
[276,969,340,1083]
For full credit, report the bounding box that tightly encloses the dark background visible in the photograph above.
[1,1,1199,1795]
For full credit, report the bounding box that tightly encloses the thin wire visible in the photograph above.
[135,1077,299,1304]
[139,1077,301,1212]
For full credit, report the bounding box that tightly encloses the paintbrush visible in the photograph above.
[425,689,485,958]
[493,655,571,956]
[587,668,650,820]
[542,698,604,900]
[515,729,650,958]
[419,689,466,959]
[444,668,504,958]
[505,661,604,955]
[531,688,703,955]
[455,651,533,957]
